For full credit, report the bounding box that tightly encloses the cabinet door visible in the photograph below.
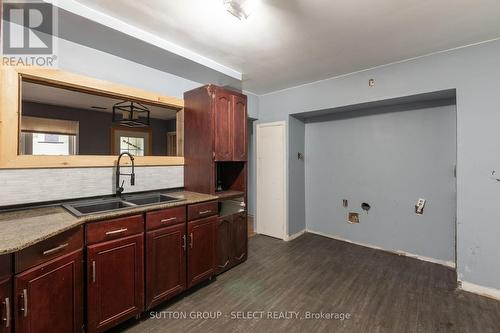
[232,95,247,161]
[216,216,232,274]
[187,216,217,288]
[0,278,12,333]
[146,224,186,309]
[87,234,144,333]
[232,213,248,264]
[14,250,83,333]
[214,92,232,161]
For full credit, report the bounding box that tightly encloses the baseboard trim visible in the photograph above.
[459,281,500,301]
[284,229,306,241]
[306,229,456,269]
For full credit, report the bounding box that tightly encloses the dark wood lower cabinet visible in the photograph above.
[87,234,144,333]
[231,213,248,264]
[0,277,12,333]
[216,216,232,273]
[216,213,248,274]
[14,250,83,333]
[187,216,217,288]
[146,224,186,309]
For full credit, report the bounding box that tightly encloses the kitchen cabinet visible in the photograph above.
[231,212,247,264]
[214,91,233,161]
[214,90,248,162]
[86,216,144,333]
[145,223,186,309]
[216,212,247,275]
[231,95,247,161]
[184,85,248,194]
[216,215,232,273]
[14,250,83,333]
[187,216,217,288]
[0,278,11,333]
[0,255,11,333]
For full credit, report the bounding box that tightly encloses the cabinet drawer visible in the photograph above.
[187,201,218,221]
[15,226,83,274]
[146,206,186,231]
[86,215,144,245]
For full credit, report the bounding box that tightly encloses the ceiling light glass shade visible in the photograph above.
[223,0,258,20]
[112,101,150,127]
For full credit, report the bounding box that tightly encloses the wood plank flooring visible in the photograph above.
[112,233,500,333]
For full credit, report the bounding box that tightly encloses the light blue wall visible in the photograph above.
[305,101,457,262]
[288,116,306,235]
[258,39,500,291]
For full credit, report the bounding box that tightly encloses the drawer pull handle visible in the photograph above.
[20,289,28,318]
[189,233,193,249]
[42,243,69,256]
[92,261,96,283]
[3,297,10,328]
[219,260,229,269]
[105,228,128,236]
[182,235,186,251]
[160,217,177,224]
[199,210,211,215]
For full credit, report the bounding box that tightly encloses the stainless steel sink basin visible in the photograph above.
[122,193,184,206]
[63,198,136,217]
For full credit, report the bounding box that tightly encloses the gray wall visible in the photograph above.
[288,116,306,235]
[305,102,456,262]
[257,38,500,291]
[1,34,257,207]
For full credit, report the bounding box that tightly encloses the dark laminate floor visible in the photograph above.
[112,233,500,333]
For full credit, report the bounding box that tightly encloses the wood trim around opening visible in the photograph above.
[110,126,153,156]
[0,66,185,169]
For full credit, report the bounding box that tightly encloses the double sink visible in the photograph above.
[63,192,184,217]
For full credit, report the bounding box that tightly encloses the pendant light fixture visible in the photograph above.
[112,101,150,127]
[223,0,259,20]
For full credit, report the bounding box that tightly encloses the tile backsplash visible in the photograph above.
[0,166,183,206]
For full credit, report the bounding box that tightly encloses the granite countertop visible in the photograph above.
[0,191,218,255]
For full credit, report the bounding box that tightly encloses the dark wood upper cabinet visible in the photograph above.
[184,85,248,194]
[187,216,217,288]
[145,223,186,309]
[232,95,247,161]
[0,276,11,333]
[14,250,83,333]
[87,233,144,333]
[214,92,233,161]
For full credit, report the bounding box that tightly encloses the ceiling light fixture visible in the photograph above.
[223,0,259,20]
[112,101,150,128]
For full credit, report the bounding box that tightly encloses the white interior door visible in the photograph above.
[256,122,286,239]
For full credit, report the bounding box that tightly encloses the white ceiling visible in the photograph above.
[22,81,178,120]
[73,0,500,94]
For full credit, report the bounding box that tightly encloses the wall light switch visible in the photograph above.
[415,198,426,214]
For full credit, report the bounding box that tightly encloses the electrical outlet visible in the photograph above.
[348,212,359,224]
[342,199,348,208]
[415,198,426,214]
